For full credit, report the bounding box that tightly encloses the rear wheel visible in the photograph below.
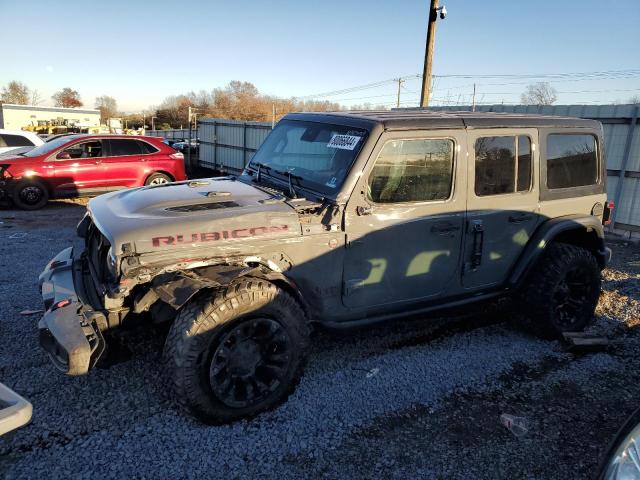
[519,242,601,338]
[163,279,310,424]
[12,179,49,210]
[145,172,172,186]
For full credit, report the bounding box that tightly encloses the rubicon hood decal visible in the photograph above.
[152,225,290,247]
[87,179,301,254]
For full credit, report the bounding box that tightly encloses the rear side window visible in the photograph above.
[474,135,532,196]
[140,141,159,154]
[546,134,598,189]
[0,134,34,147]
[108,139,144,156]
[368,138,454,203]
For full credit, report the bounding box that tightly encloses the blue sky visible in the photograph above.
[1,0,638,111]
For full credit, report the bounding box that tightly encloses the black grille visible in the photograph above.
[86,222,111,287]
[166,201,239,212]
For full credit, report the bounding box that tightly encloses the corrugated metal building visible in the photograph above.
[198,119,272,173]
[0,104,101,130]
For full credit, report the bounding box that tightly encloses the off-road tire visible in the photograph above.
[163,278,310,424]
[145,172,172,186]
[12,179,49,210]
[519,242,601,338]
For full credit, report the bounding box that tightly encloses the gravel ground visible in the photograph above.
[0,200,639,479]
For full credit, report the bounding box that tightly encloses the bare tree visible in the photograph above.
[95,95,118,121]
[30,89,42,105]
[52,88,83,108]
[152,81,344,128]
[1,81,31,104]
[628,95,640,104]
[521,82,558,105]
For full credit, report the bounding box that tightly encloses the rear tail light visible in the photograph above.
[603,200,615,226]
[169,152,184,160]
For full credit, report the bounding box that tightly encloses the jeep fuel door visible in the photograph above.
[463,130,541,289]
[342,131,466,308]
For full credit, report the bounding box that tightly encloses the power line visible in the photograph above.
[298,69,640,100]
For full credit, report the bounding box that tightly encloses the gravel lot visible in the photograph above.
[0,200,639,479]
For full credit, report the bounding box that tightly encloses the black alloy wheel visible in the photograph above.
[209,317,291,408]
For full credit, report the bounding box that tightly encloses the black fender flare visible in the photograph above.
[508,214,608,289]
[143,264,310,314]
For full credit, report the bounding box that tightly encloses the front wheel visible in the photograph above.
[519,242,601,338]
[163,279,310,424]
[12,179,49,210]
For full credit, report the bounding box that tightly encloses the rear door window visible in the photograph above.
[108,139,144,156]
[474,135,532,196]
[546,134,598,189]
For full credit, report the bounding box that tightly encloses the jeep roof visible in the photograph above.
[284,109,602,130]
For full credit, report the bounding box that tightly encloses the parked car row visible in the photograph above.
[0,133,187,209]
[161,137,199,153]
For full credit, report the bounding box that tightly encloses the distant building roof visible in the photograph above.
[0,103,100,115]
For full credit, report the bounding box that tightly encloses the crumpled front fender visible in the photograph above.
[149,265,259,309]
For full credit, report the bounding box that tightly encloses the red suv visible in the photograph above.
[0,134,186,209]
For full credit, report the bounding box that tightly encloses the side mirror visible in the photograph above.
[57,151,71,160]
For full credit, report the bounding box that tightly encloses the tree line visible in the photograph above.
[3,79,639,129]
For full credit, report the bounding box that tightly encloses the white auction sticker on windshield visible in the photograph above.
[327,134,361,150]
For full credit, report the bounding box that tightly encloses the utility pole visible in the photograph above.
[142,112,146,135]
[396,78,405,108]
[472,83,476,112]
[187,106,192,173]
[419,0,447,108]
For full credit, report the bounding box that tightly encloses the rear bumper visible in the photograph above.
[38,247,106,376]
[0,382,32,436]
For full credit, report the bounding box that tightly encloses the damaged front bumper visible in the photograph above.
[38,247,106,376]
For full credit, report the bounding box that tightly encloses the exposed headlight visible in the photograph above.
[601,411,640,479]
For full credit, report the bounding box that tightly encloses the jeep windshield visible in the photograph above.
[246,119,368,197]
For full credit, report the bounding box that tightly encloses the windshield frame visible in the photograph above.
[245,119,370,199]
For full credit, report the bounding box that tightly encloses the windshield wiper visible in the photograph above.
[250,162,271,184]
[274,169,303,199]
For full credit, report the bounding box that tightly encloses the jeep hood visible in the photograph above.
[87,178,301,254]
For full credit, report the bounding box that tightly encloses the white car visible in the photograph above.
[0,129,44,155]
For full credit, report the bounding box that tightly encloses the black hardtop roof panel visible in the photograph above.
[283,110,601,131]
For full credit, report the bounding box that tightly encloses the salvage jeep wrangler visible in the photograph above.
[38,111,613,423]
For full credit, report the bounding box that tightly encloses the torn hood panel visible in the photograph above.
[87,178,301,254]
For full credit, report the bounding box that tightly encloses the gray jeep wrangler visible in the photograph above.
[38,111,612,423]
